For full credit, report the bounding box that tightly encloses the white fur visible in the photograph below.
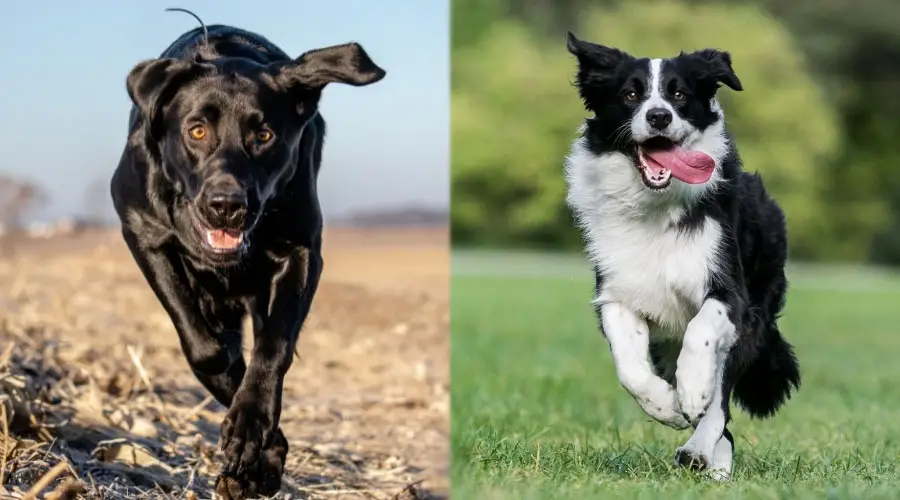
[674,299,737,476]
[631,59,693,144]
[709,434,734,480]
[566,139,726,431]
[677,299,737,422]
[565,141,724,337]
[599,303,689,429]
[676,403,734,480]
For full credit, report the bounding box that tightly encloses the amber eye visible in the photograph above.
[673,90,685,100]
[188,125,207,140]
[256,129,274,143]
[624,91,638,102]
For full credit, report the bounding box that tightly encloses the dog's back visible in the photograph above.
[162,25,292,64]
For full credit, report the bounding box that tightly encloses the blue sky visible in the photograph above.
[0,0,448,222]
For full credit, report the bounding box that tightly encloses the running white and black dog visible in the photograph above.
[563,33,801,479]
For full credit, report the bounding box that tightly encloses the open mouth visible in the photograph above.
[635,137,716,190]
[637,138,674,189]
[189,210,248,257]
[203,227,244,252]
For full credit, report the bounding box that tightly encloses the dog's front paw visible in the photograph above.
[257,428,289,496]
[675,376,713,426]
[214,472,256,500]
[219,392,277,477]
[633,378,690,430]
[214,429,287,499]
[653,408,691,431]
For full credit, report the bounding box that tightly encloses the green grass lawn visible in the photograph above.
[451,251,900,499]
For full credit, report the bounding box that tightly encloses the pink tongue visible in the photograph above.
[643,146,715,184]
[208,229,242,250]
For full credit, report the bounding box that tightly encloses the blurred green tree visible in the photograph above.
[452,1,845,258]
[757,0,900,262]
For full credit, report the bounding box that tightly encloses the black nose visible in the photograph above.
[205,190,247,228]
[646,108,673,130]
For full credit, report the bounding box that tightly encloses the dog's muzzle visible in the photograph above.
[194,186,249,253]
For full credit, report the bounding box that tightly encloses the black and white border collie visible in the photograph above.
[563,32,801,479]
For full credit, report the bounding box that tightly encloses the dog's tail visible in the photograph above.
[732,324,800,419]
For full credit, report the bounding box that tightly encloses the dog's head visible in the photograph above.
[127,42,384,263]
[567,32,741,197]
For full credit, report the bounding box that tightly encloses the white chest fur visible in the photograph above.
[565,139,723,338]
[591,215,721,337]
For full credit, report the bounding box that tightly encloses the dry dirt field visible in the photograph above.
[0,227,449,499]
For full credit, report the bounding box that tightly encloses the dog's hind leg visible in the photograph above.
[709,427,734,480]
[673,385,727,474]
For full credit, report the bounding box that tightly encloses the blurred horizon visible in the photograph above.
[0,0,449,225]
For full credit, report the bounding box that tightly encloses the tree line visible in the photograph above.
[452,0,900,264]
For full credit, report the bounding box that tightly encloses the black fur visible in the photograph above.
[110,24,384,499]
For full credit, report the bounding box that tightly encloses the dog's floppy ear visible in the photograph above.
[566,32,629,73]
[566,32,631,112]
[275,42,386,91]
[127,58,206,125]
[683,49,743,92]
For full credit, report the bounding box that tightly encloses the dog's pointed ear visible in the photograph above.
[566,32,629,72]
[127,58,205,123]
[684,48,743,92]
[566,32,631,112]
[275,42,386,92]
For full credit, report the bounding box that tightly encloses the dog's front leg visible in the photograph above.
[121,230,246,405]
[675,298,739,426]
[599,302,689,430]
[216,248,323,499]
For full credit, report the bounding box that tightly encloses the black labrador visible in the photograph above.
[110,21,385,499]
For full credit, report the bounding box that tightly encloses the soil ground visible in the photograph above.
[0,227,449,499]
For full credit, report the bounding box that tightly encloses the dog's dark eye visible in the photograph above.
[673,91,685,100]
[624,91,638,102]
[256,129,274,144]
[188,125,207,141]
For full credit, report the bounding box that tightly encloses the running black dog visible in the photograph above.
[110,19,385,498]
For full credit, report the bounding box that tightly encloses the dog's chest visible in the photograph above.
[589,215,722,337]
